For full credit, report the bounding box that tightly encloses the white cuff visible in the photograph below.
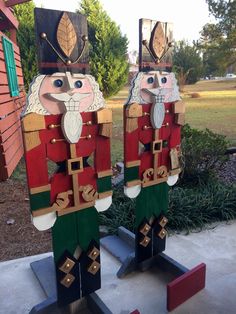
[95,196,112,212]
[124,185,141,199]
[31,212,57,231]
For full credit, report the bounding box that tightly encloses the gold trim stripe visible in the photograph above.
[30,184,51,194]
[125,160,141,168]
[98,191,113,199]
[31,201,96,218]
[97,169,113,178]
[126,179,141,187]
[31,206,54,217]
[142,177,167,188]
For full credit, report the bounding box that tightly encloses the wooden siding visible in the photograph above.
[0,30,25,180]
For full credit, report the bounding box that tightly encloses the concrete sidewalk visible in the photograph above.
[1,221,236,314]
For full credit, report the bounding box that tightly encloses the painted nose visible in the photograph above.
[65,71,75,90]
[67,89,74,96]
[153,74,160,88]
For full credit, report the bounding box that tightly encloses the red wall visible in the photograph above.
[0,30,25,180]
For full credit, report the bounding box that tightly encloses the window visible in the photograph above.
[2,36,19,97]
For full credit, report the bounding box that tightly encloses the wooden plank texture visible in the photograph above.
[0,91,25,105]
[2,139,22,163]
[6,0,31,7]
[0,119,21,143]
[0,60,23,76]
[0,85,10,94]
[0,95,25,116]
[0,34,20,55]
[0,105,23,133]
[0,31,25,181]
[4,144,23,178]
[0,125,22,151]
[0,2,19,30]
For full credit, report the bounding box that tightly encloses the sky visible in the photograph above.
[34,0,214,52]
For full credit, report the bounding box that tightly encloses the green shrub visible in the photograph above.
[181,124,229,185]
[168,181,236,233]
[100,180,236,235]
[99,182,135,234]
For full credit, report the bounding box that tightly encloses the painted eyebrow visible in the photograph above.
[50,73,66,77]
[72,74,86,78]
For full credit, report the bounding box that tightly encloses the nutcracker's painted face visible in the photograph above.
[127,71,180,105]
[39,72,94,114]
[140,72,174,103]
[24,71,105,143]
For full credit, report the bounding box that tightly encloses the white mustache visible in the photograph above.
[48,92,90,111]
[49,92,90,102]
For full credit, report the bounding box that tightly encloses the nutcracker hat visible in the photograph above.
[139,19,174,72]
[34,7,89,75]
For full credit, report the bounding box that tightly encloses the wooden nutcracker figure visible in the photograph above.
[124,19,185,263]
[21,8,112,307]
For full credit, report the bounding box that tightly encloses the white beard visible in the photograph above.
[61,110,83,144]
[150,101,165,129]
[49,92,90,144]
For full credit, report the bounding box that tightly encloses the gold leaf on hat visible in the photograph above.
[57,12,77,58]
[150,22,166,59]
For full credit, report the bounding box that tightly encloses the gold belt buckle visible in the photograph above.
[152,139,163,154]
[67,157,83,175]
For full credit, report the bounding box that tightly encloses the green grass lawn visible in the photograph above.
[108,78,236,164]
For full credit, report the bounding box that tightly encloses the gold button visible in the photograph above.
[142,39,148,45]
[166,110,170,113]
[87,134,92,139]
[166,122,169,127]
[93,265,97,270]
[66,263,70,268]
[51,138,56,144]
[48,124,55,129]
[87,121,92,125]
[66,60,72,65]
[40,32,47,39]
[66,278,71,283]
[143,125,148,130]
[92,251,97,256]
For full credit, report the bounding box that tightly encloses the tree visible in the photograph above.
[199,0,236,74]
[173,40,204,89]
[79,0,129,98]
[14,2,37,91]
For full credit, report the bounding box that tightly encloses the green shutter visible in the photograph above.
[2,36,19,97]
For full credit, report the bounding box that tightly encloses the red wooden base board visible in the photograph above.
[167,263,206,311]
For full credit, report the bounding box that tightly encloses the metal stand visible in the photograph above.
[30,256,112,314]
[101,226,206,311]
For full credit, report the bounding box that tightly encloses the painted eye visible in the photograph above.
[161,77,167,84]
[53,79,63,87]
[147,77,154,84]
[74,80,83,88]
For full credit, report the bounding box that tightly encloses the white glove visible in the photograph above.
[31,212,57,231]
[124,185,141,199]
[167,174,179,186]
[95,195,112,212]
